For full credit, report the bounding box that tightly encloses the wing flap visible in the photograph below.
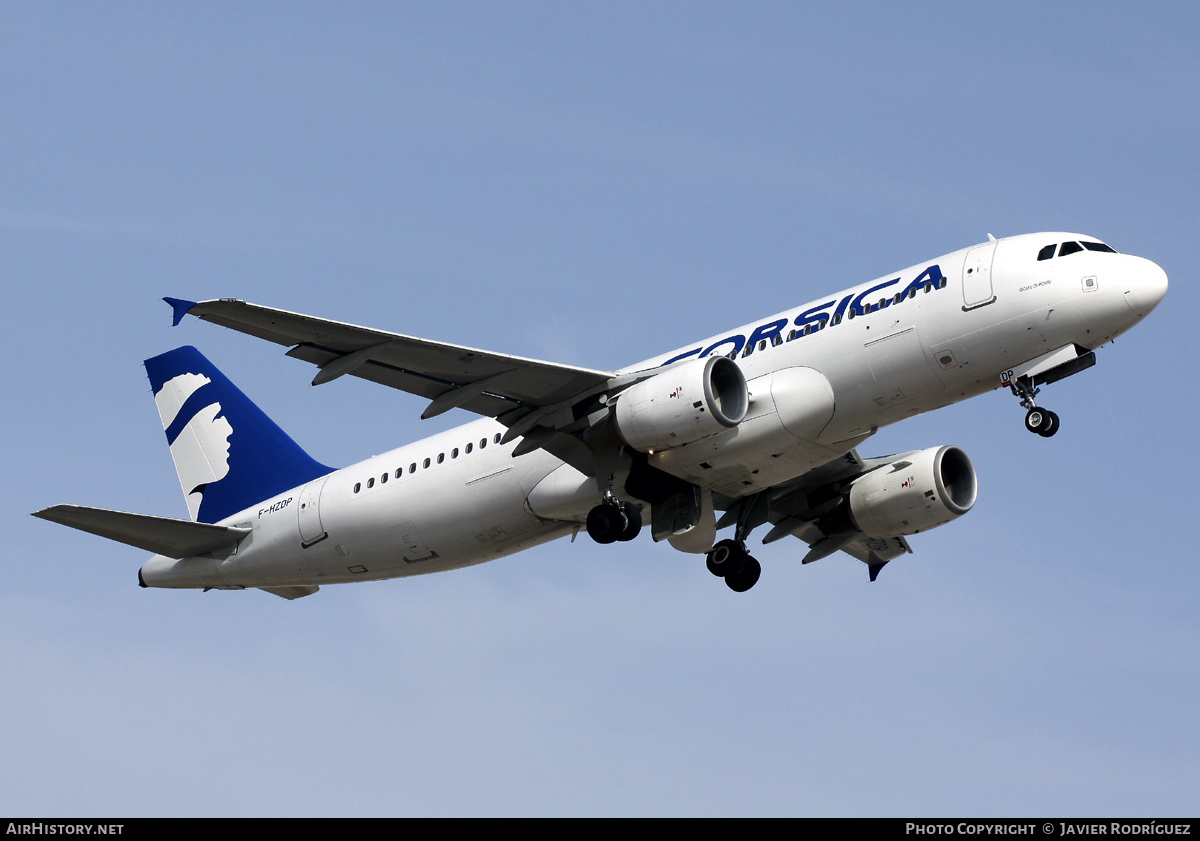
[838,534,911,565]
[33,505,250,558]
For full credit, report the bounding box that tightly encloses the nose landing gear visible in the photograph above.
[1010,376,1059,438]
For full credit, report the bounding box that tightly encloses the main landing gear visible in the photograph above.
[706,539,761,593]
[1010,376,1059,438]
[585,496,642,544]
[704,491,767,593]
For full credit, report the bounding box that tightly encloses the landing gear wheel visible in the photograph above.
[725,556,761,592]
[706,539,744,577]
[586,501,627,545]
[1025,407,1054,436]
[616,502,642,542]
[1037,410,1060,438]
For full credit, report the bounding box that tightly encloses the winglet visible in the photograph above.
[163,297,197,327]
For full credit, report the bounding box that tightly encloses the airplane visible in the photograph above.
[33,232,1168,598]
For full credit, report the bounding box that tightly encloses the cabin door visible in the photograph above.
[297,476,329,547]
[962,242,997,309]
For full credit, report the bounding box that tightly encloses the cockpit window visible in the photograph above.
[1058,241,1084,257]
[1037,244,1056,261]
[1082,241,1117,253]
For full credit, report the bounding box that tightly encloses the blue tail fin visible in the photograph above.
[144,346,333,524]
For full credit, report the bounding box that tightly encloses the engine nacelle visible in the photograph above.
[613,356,748,453]
[847,446,978,538]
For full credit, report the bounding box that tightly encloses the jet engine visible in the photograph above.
[846,446,977,538]
[613,356,748,453]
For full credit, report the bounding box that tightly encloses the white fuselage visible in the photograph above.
[139,232,1167,591]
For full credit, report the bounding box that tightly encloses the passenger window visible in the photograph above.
[465,443,473,454]
[479,438,487,449]
[1059,241,1083,257]
[380,473,387,484]
[354,483,361,493]
[409,463,416,474]
[367,478,374,489]
[742,343,754,358]
[494,434,501,444]
[1037,244,1056,261]
[451,448,459,459]
[395,468,402,479]
[437,453,445,464]
[423,458,431,469]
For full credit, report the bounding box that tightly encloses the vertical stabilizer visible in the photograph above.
[144,346,332,524]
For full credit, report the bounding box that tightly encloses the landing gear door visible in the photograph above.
[962,242,997,310]
[297,476,329,547]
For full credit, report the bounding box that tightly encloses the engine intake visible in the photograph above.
[847,445,978,538]
[614,356,748,453]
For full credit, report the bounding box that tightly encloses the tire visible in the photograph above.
[725,556,761,592]
[1038,410,1060,438]
[706,539,744,577]
[586,503,625,545]
[1025,408,1049,434]
[616,502,642,542]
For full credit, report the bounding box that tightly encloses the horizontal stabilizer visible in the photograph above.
[33,505,250,558]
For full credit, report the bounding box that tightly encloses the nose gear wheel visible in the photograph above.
[1024,407,1059,437]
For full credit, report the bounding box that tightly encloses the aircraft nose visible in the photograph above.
[1122,258,1169,319]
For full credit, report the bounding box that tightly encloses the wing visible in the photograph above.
[166,297,629,472]
[169,297,615,419]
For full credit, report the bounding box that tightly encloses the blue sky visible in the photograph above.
[3,2,1197,816]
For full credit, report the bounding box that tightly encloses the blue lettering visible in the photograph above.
[746,318,788,349]
[851,278,900,316]
[667,265,946,369]
[895,264,945,300]
[792,300,836,336]
[700,335,746,359]
[664,347,701,365]
[830,294,853,325]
